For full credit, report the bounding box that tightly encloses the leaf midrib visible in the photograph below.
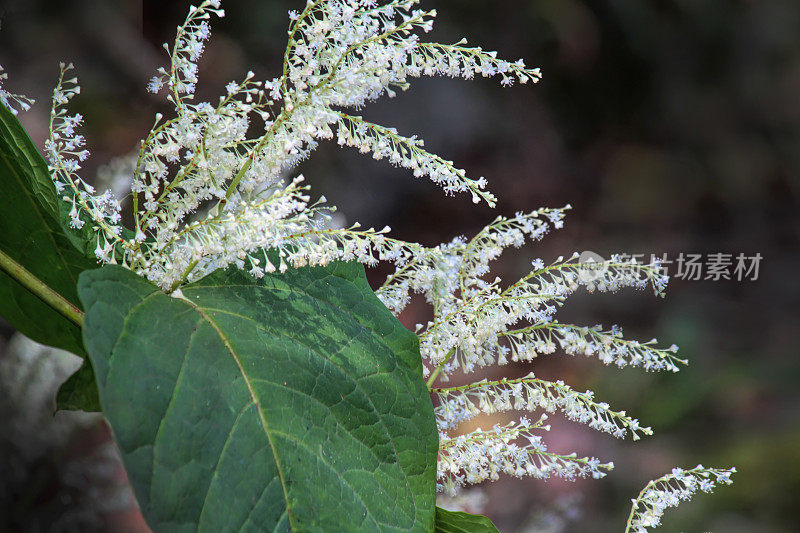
[197,303,417,511]
[188,300,416,529]
[185,299,296,531]
[190,278,420,527]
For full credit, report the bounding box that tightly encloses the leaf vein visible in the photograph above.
[185,299,297,531]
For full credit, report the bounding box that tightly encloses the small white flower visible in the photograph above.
[147,76,164,94]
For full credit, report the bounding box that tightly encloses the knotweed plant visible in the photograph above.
[0,0,734,530]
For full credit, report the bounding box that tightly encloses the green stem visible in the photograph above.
[169,258,200,293]
[432,376,520,394]
[426,347,455,389]
[0,248,83,327]
[625,479,654,533]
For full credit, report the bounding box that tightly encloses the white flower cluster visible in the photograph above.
[433,373,652,440]
[377,207,569,314]
[413,40,542,86]
[381,208,680,493]
[147,0,224,100]
[0,64,34,115]
[382,218,672,379]
[437,415,612,494]
[36,0,542,290]
[626,466,736,532]
[335,112,494,204]
[45,64,124,263]
[433,374,648,492]
[502,322,686,372]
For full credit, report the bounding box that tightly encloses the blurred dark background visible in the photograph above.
[1,0,798,531]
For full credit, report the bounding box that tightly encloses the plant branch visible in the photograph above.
[0,248,84,327]
[426,347,455,389]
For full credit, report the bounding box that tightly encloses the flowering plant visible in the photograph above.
[0,1,733,530]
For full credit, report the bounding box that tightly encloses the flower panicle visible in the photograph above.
[625,466,736,532]
[68,0,546,289]
[501,322,687,372]
[0,64,34,115]
[413,40,543,86]
[148,0,224,103]
[418,249,672,379]
[506,252,670,301]
[434,372,653,440]
[376,206,570,315]
[335,111,495,205]
[45,63,124,263]
[401,209,694,496]
[149,174,424,288]
[437,416,613,495]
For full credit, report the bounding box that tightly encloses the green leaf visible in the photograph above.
[434,507,499,533]
[0,103,100,411]
[56,359,102,411]
[79,261,439,531]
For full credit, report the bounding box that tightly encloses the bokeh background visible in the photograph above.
[1,0,798,531]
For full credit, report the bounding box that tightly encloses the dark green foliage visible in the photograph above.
[0,104,99,411]
[434,507,499,533]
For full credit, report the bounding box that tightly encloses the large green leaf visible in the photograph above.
[434,507,499,533]
[79,261,438,531]
[0,104,99,411]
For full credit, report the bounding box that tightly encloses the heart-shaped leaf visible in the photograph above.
[79,261,438,531]
[434,507,499,533]
[0,104,99,411]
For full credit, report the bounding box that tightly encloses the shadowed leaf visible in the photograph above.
[0,103,99,411]
[434,507,499,533]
